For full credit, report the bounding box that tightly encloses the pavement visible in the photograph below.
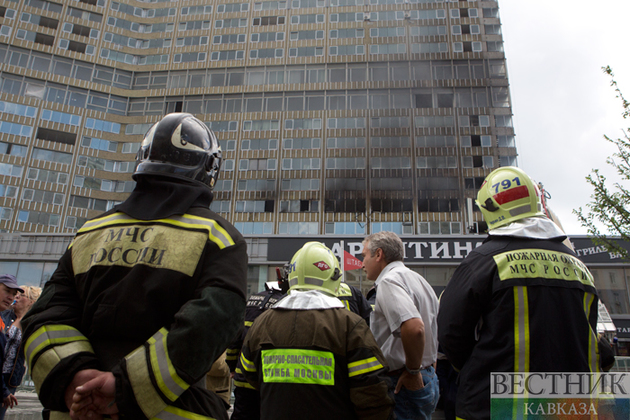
[5,391,43,420]
[6,390,446,419]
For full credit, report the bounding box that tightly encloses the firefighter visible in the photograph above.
[438,166,599,420]
[22,113,247,420]
[336,282,372,323]
[240,242,394,420]
[228,265,289,420]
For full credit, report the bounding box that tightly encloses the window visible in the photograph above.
[329,45,364,56]
[243,120,280,131]
[418,222,461,235]
[418,198,459,213]
[461,135,492,147]
[212,34,245,45]
[237,179,276,191]
[17,210,60,227]
[215,18,246,28]
[370,44,406,55]
[0,142,27,157]
[370,157,411,169]
[217,3,249,13]
[241,139,278,150]
[279,222,318,235]
[411,43,448,54]
[291,14,324,24]
[235,200,273,213]
[499,155,517,167]
[77,155,135,172]
[458,115,490,127]
[325,157,365,170]
[371,198,412,211]
[329,28,363,39]
[210,200,230,213]
[210,50,245,61]
[324,222,364,235]
[285,118,322,130]
[495,115,513,127]
[462,155,493,168]
[279,200,319,213]
[283,138,321,149]
[239,158,277,170]
[371,117,409,129]
[32,148,72,164]
[372,222,407,235]
[487,41,503,52]
[0,184,18,199]
[282,158,321,170]
[327,118,365,129]
[249,48,283,59]
[281,179,319,191]
[370,27,404,38]
[414,116,454,127]
[291,30,324,40]
[416,156,457,168]
[234,222,274,235]
[497,135,515,148]
[288,47,323,57]
[370,136,410,149]
[325,178,365,191]
[26,168,67,184]
[252,16,285,26]
[327,137,365,148]
[416,136,456,147]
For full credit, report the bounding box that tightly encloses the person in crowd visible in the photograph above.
[337,282,372,324]
[438,166,600,420]
[205,351,232,409]
[0,285,41,419]
[228,266,289,420]
[240,242,394,420]
[0,275,23,416]
[21,113,248,420]
[362,231,440,420]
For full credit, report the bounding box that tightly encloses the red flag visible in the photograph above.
[344,251,363,271]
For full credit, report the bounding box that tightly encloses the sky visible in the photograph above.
[497,1,630,235]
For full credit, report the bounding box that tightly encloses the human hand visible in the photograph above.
[2,394,18,409]
[64,370,102,412]
[395,370,425,394]
[70,371,118,420]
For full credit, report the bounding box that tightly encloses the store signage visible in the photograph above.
[267,236,630,265]
[570,238,630,264]
[612,318,630,339]
[268,237,485,263]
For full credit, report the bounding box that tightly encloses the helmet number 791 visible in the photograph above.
[491,177,521,194]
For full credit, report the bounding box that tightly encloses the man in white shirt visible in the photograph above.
[362,231,440,420]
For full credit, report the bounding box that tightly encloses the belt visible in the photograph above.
[387,366,432,376]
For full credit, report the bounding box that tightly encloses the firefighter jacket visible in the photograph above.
[240,290,395,420]
[228,287,286,420]
[438,229,599,420]
[226,287,286,373]
[337,283,372,323]
[21,181,248,420]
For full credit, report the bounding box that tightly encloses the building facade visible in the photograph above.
[0,0,513,236]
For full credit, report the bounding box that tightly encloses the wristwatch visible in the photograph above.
[404,365,421,375]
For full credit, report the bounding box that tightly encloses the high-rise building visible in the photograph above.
[0,0,517,293]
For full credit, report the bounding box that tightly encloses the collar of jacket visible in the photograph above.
[488,216,567,240]
[114,176,213,220]
[275,290,344,310]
